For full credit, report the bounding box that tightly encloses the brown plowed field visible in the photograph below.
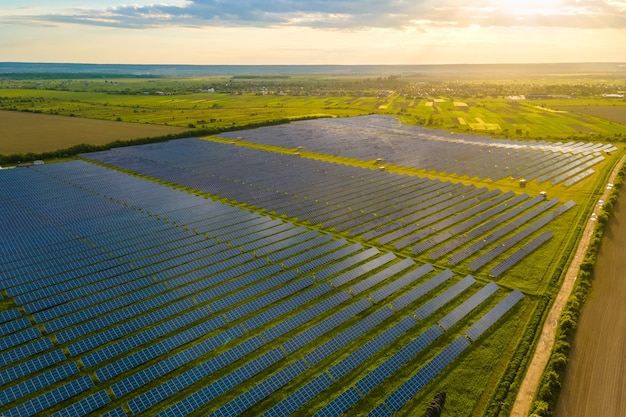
[555,189,626,417]
[0,110,185,154]
[557,105,626,124]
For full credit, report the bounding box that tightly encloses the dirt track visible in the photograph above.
[554,182,626,417]
[510,154,626,417]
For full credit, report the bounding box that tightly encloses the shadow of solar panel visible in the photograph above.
[466,290,524,341]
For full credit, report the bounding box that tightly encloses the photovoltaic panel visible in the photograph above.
[327,314,417,380]
[414,275,476,320]
[206,360,309,417]
[313,387,362,417]
[466,289,524,341]
[304,306,394,367]
[438,282,500,330]
[49,390,110,417]
[391,269,454,311]
[383,336,471,412]
[369,263,434,303]
[260,372,334,417]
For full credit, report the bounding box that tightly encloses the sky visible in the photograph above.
[1,0,625,65]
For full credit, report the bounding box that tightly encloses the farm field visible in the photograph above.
[0,110,622,417]
[1,66,626,417]
[553,104,626,125]
[554,188,626,417]
[0,110,185,154]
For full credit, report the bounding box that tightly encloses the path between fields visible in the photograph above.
[509,153,626,417]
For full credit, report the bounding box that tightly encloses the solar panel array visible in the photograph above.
[0,124,560,416]
[218,115,613,185]
[82,137,573,270]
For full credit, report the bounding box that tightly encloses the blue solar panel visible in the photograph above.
[439,282,500,330]
[304,306,393,367]
[349,258,415,295]
[206,360,309,417]
[355,325,442,395]
[283,298,371,354]
[466,289,524,341]
[3,375,93,417]
[50,390,110,417]
[331,252,396,287]
[414,275,476,320]
[262,291,351,342]
[369,263,434,303]
[0,362,78,407]
[391,269,454,311]
[313,387,362,417]
[0,349,66,385]
[136,347,285,415]
[328,314,417,380]
[261,372,333,417]
[367,404,393,417]
[384,336,471,412]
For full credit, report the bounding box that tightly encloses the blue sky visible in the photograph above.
[1,0,625,64]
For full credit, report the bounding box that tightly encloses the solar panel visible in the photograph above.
[466,289,524,341]
[391,269,454,311]
[205,360,308,417]
[439,282,500,330]
[355,325,443,395]
[304,307,393,367]
[261,372,334,417]
[384,336,471,412]
[414,275,476,320]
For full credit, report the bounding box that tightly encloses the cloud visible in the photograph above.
[6,0,626,30]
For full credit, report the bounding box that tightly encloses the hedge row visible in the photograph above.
[528,161,626,417]
[0,115,327,166]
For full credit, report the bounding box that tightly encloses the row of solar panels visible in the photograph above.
[1,161,525,416]
[81,139,572,271]
[217,115,611,185]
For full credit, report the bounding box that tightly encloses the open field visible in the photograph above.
[1,68,626,417]
[554,105,626,125]
[0,110,185,154]
[554,188,626,417]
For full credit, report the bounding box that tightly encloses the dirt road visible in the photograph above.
[509,154,626,417]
